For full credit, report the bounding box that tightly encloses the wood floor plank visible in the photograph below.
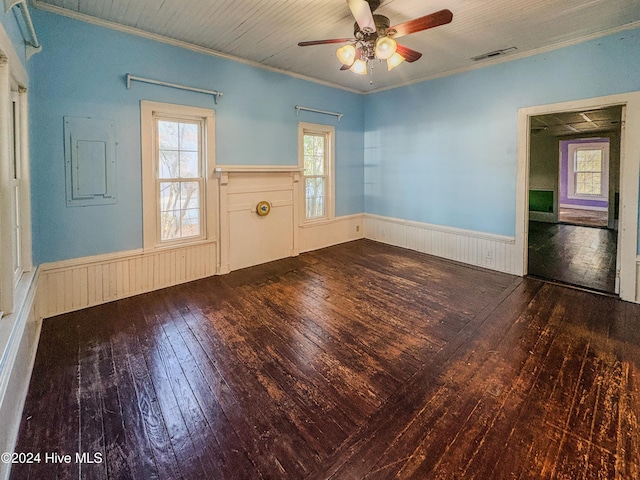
[10,239,640,480]
[156,292,265,479]
[103,301,168,480]
[129,293,225,479]
[305,274,533,480]
[175,288,319,478]
[76,305,109,480]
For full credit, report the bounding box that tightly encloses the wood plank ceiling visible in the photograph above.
[33,0,640,93]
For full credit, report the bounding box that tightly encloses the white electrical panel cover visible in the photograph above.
[64,116,117,207]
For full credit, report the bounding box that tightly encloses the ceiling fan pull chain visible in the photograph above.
[369,61,374,85]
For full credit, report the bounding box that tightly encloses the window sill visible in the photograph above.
[300,217,336,228]
[144,237,218,254]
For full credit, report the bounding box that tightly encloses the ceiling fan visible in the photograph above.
[298,0,453,77]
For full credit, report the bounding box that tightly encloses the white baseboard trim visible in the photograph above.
[0,269,41,480]
[37,241,218,319]
[529,211,556,223]
[559,204,608,212]
[36,213,367,320]
[364,214,518,275]
[299,214,365,253]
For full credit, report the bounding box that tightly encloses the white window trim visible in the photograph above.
[298,121,335,225]
[0,55,32,315]
[567,141,609,202]
[141,101,216,252]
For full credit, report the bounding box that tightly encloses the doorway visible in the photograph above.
[516,93,640,303]
[526,106,621,294]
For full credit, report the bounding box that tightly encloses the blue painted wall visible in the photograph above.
[26,8,640,264]
[364,28,640,237]
[29,9,364,264]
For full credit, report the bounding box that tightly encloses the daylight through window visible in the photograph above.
[303,132,327,220]
[141,101,215,251]
[156,118,203,242]
[574,148,603,196]
[299,122,334,223]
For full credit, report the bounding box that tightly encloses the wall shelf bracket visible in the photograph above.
[5,0,41,58]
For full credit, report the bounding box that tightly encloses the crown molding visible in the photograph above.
[31,2,640,97]
[366,19,640,95]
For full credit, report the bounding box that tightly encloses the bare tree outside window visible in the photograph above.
[574,148,603,196]
[303,133,326,219]
[157,120,202,241]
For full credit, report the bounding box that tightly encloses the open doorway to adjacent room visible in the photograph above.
[527,105,622,294]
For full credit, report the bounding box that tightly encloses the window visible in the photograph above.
[575,149,602,195]
[298,122,334,222]
[10,92,22,286]
[157,119,203,241]
[0,64,32,315]
[567,142,609,201]
[141,102,215,250]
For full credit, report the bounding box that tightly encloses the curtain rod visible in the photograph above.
[5,0,41,58]
[126,74,223,104]
[295,105,343,122]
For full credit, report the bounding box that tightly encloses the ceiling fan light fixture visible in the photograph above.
[350,58,368,75]
[386,52,405,71]
[375,36,397,60]
[336,44,357,66]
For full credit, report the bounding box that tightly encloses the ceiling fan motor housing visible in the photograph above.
[353,14,391,59]
[353,14,391,38]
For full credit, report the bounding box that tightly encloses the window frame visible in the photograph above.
[141,101,216,252]
[10,91,22,287]
[0,55,32,315]
[567,141,609,202]
[298,122,335,224]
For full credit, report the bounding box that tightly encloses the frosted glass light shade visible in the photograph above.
[375,36,397,60]
[336,44,356,66]
[387,52,406,71]
[350,58,368,75]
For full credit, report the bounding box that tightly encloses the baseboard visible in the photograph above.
[37,241,218,319]
[559,204,608,212]
[36,213,367,320]
[0,269,41,480]
[529,211,556,223]
[299,214,365,253]
[364,214,517,275]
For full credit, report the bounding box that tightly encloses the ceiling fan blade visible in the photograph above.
[395,44,422,62]
[298,38,353,47]
[347,0,376,33]
[389,9,453,38]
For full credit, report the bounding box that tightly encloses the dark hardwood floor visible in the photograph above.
[11,240,640,479]
[528,221,617,293]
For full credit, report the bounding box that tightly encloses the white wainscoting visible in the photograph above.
[364,214,518,275]
[299,214,365,253]
[36,241,217,319]
[0,270,41,480]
